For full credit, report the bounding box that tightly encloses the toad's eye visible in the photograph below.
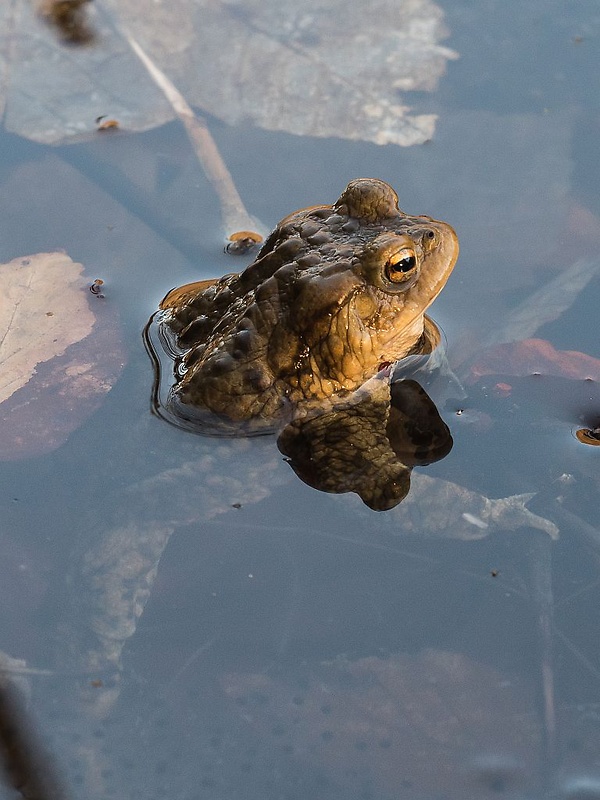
[384,249,417,283]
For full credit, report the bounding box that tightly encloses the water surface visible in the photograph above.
[0,1,599,798]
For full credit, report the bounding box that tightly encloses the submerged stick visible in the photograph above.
[528,530,556,776]
[123,31,265,242]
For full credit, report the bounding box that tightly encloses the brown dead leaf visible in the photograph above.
[467,338,600,384]
[0,253,125,459]
[0,253,94,405]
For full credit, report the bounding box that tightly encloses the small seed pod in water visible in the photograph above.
[225,230,263,255]
[576,426,600,446]
[89,278,105,298]
[95,116,120,132]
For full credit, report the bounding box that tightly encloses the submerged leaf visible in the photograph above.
[0,253,125,459]
[2,0,457,146]
[221,650,541,799]
[0,252,94,405]
[467,339,600,384]
[483,258,599,347]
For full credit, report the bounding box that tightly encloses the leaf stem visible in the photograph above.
[123,30,265,240]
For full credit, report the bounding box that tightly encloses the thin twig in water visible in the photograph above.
[551,504,600,553]
[165,637,216,693]
[528,531,556,773]
[553,625,600,684]
[123,31,265,240]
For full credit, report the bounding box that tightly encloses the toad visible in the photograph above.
[152,178,459,432]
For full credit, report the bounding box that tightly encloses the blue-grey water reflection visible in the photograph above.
[0,1,599,798]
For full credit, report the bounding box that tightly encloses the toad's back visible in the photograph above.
[157,178,458,428]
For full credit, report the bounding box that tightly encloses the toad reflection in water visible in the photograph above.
[146,178,458,508]
[60,179,558,716]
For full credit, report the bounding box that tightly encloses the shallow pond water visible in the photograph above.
[0,1,599,798]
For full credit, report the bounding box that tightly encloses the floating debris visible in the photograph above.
[575,426,600,446]
[225,230,263,255]
[37,0,96,45]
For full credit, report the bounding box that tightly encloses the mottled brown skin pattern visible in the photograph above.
[160,179,459,426]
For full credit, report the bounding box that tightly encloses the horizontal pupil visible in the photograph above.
[392,256,415,273]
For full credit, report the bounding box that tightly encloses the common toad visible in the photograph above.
[154,178,459,431]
